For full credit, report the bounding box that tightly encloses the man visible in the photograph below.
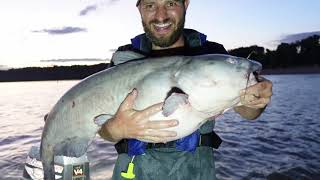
[99,0,273,179]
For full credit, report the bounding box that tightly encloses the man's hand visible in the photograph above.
[99,89,178,143]
[234,76,273,120]
[240,76,273,109]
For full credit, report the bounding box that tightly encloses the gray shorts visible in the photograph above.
[112,147,216,180]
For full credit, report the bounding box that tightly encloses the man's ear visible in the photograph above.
[137,3,142,16]
[184,0,190,10]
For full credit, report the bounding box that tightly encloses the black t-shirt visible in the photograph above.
[122,41,227,56]
[150,41,228,57]
[110,41,228,66]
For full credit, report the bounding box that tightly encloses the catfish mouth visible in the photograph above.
[244,70,260,91]
[243,66,262,101]
[253,71,261,82]
[245,59,262,86]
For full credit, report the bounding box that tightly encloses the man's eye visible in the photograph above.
[144,4,155,10]
[167,2,177,7]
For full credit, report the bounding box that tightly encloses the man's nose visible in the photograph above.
[154,6,168,22]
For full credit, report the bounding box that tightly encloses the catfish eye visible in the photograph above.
[226,58,238,65]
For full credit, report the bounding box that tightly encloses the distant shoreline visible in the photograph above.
[261,66,320,75]
[1,35,319,82]
[0,65,319,82]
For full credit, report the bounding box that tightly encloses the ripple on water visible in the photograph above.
[1,76,320,179]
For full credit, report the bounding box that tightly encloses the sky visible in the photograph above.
[0,0,319,69]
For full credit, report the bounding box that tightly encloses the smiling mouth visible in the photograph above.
[153,22,172,34]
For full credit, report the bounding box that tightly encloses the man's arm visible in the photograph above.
[234,105,266,120]
[98,89,178,143]
[234,77,273,120]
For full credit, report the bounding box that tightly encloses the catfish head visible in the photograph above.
[174,54,262,115]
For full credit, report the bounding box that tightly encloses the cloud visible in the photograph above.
[32,26,87,35]
[280,31,320,44]
[109,0,121,4]
[109,48,117,52]
[79,5,97,16]
[0,65,10,70]
[40,58,106,63]
[79,0,120,16]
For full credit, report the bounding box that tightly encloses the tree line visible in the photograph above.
[0,35,319,82]
[229,35,320,68]
[0,64,109,82]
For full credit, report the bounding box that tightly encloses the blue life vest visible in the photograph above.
[127,131,201,156]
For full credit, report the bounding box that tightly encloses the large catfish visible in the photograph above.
[40,54,261,179]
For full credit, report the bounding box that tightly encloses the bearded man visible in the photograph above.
[99,0,273,179]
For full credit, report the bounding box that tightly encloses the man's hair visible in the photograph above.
[136,0,141,6]
[136,0,185,7]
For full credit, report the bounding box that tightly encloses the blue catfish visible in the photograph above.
[40,54,261,179]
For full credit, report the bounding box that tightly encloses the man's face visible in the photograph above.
[138,0,188,48]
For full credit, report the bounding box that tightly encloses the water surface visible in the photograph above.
[0,75,319,179]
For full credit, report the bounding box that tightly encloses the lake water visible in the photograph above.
[0,74,319,179]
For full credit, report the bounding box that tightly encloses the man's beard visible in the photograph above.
[142,14,185,48]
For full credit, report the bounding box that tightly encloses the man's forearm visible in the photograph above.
[234,105,266,120]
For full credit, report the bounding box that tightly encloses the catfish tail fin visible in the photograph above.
[41,143,55,180]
